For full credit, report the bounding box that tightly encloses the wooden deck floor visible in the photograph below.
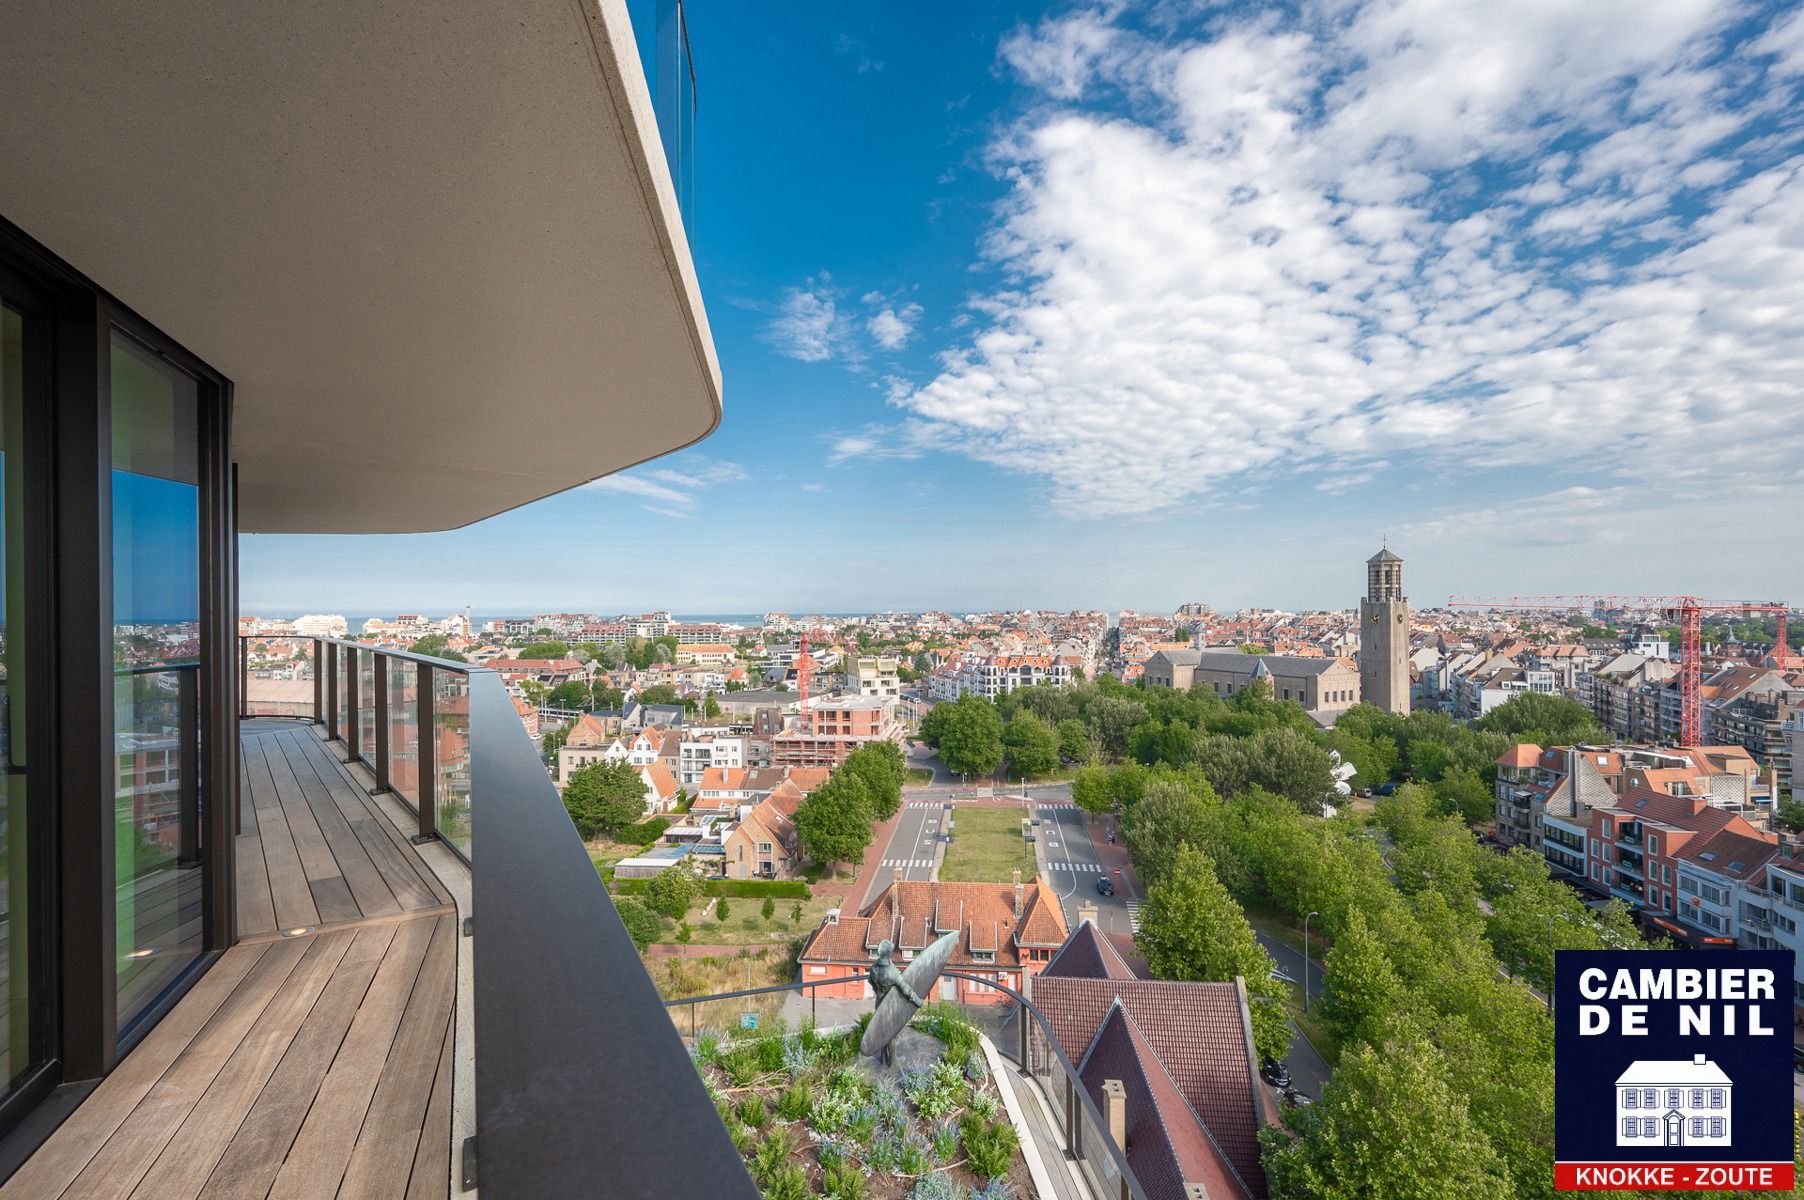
[2,725,459,1200]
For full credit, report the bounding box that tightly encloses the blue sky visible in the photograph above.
[242,0,1804,617]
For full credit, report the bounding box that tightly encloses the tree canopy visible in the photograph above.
[840,741,906,822]
[1002,712,1061,777]
[933,694,1005,778]
[793,772,875,867]
[562,760,648,839]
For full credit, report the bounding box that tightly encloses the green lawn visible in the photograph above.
[650,891,837,947]
[938,807,1038,884]
[905,767,936,786]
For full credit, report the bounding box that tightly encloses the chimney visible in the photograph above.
[1102,1079,1126,1155]
[1185,1187,1210,1200]
[1012,868,1024,920]
[1077,901,1099,928]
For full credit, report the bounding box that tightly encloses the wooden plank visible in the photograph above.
[0,944,270,1199]
[234,832,276,939]
[263,915,438,1200]
[233,903,453,947]
[240,735,319,931]
[196,924,399,1200]
[336,916,457,1199]
[237,753,258,838]
[256,735,359,925]
[60,938,313,1200]
[404,1006,454,1200]
[271,735,403,920]
[285,731,449,910]
[126,931,357,1200]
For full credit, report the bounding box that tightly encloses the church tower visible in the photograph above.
[1359,548,1410,715]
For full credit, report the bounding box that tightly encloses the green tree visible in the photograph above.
[704,693,721,719]
[643,864,699,919]
[1262,1022,1513,1200]
[1431,766,1493,826]
[1071,765,1114,818]
[548,679,592,710]
[408,633,467,662]
[794,772,875,867]
[1473,691,1606,744]
[612,896,662,951]
[1121,779,1222,889]
[1136,844,1289,1062]
[1056,718,1095,764]
[715,897,730,921]
[637,684,680,706]
[841,741,905,821]
[541,717,577,763]
[761,896,775,921]
[519,679,549,706]
[562,760,648,839]
[1317,908,1403,1046]
[1774,798,1804,833]
[1086,694,1148,760]
[518,639,571,660]
[937,694,1004,779]
[1002,713,1061,777]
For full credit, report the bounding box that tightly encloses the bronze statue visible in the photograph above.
[860,930,959,1066]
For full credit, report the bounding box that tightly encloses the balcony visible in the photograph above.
[5,638,754,1199]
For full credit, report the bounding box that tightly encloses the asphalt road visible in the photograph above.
[861,799,947,910]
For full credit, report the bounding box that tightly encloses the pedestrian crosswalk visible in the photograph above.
[879,858,934,869]
[1041,861,1101,873]
[1126,901,1143,933]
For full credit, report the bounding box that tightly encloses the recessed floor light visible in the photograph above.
[125,947,159,959]
[281,926,316,938]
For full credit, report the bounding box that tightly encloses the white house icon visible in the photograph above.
[1615,1054,1732,1147]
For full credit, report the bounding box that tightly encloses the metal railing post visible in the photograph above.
[372,653,391,794]
[178,667,201,866]
[238,635,249,719]
[414,662,438,844]
[343,647,360,763]
[324,642,338,739]
[1065,1074,1080,1160]
[312,639,324,724]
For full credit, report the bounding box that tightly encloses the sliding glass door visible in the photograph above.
[0,288,44,1106]
[109,331,205,1033]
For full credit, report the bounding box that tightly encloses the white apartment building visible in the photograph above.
[850,655,902,698]
[678,732,749,786]
[292,613,348,639]
[1756,856,1804,1007]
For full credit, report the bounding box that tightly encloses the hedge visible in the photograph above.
[609,876,811,900]
[612,817,671,847]
[703,879,810,900]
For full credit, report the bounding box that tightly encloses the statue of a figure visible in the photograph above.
[867,939,923,1065]
[861,930,959,1067]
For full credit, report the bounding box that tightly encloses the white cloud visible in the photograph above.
[764,280,855,362]
[584,457,749,517]
[826,422,938,466]
[801,483,826,493]
[888,0,1804,530]
[867,303,924,350]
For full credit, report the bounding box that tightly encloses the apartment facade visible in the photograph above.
[770,694,903,768]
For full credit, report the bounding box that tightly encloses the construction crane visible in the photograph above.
[1446,595,1796,746]
[795,630,814,734]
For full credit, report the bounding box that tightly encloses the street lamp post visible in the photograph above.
[1303,911,1319,1014]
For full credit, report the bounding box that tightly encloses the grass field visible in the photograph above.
[938,807,1038,884]
[665,892,836,947]
[905,766,936,786]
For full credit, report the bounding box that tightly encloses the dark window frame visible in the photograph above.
[0,216,236,1160]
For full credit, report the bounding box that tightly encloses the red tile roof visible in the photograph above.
[799,879,1067,971]
[1032,975,1269,1197]
[1076,1001,1255,1200]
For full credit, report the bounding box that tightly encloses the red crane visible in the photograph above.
[1446,595,1795,746]
[795,630,814,734]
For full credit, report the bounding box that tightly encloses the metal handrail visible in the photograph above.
[234,633,755,1197]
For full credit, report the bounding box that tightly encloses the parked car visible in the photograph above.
[1095,876,1114,896]
[1260,1057,1291,1088]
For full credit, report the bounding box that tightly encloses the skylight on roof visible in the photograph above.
[1698,852,1716,862]
[1728,860,1745,872]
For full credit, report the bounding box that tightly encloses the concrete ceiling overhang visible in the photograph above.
[0,0,721,533]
